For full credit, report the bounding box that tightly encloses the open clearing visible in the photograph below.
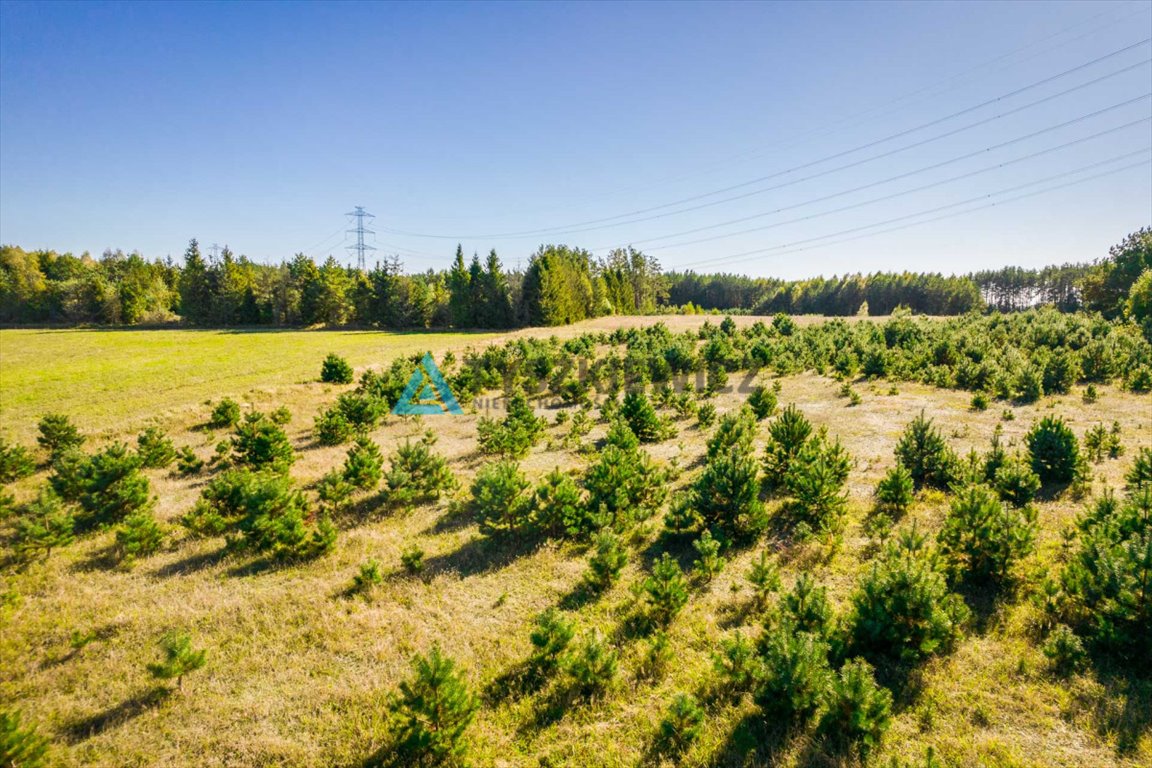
[1,317,1149,768]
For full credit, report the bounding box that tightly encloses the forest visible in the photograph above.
[2,228,1148,328]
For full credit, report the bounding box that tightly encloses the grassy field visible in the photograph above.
[1,319,1149,768]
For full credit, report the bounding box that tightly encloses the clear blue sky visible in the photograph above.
[1,0,1149,279]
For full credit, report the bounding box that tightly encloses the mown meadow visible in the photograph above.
[1,309,1150,768]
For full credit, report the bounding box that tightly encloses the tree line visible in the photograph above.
[1,228,1148,327]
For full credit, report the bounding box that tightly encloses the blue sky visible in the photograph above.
[1,0,1149,279]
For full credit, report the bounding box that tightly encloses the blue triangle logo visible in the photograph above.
[392,353,464,415]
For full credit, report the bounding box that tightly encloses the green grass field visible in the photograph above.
[1,321,1149,768]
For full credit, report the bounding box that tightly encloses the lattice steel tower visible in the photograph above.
[345,206,377,270]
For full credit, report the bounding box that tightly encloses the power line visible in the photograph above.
[380,37,1151,241]
[673,148,1152,271]
[596,100,1151,253]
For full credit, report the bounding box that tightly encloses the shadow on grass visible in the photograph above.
[557,579,602,611]
[422,533,540,579]
[60,686,171,743]
[703,711,806,768]
[69,544,120,573]
[483,660,549,706]
[423,502,475,535]
[151,546,230,578]
[1070,660,1152,757]
[41,623,124,669]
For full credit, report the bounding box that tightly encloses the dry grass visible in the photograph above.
[1,319,1149,767]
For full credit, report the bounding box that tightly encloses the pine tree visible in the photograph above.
[747,549,781,609]
[619,389,673,443]
[566,630,618,697]
[894,412,957,491]
[643,553,690,627]
[1026,415,1081,485]
[76,442,153,529]
[762,404,813,492]
[36,413,84,459]
[529,608,574,673]
[691,529,727,581]
[746,385,777,420]
[446,245,473,328]
[115,509,166,565]
[817,658,893,756]
[784,437,849,533]
[706,407,757,462]
[692,444,765,540]
[147,631,207,690]
[0,709,49,768]
[320,352,354,384]
[659,693,705,752]
[470,460,530,535]
[389,644,478,764]
[754,625,832,723]
[13,490,74,561]
[231,413,295,474]
[583,440,667,531]
[0,439,36,484]
[136,427,177,469]
[208,398,241,429]
[529,468,590,538]
[874,464,914,516]
[383,433,457,506]
[342,435,384,491]
[584,530,628,592]
[992,454,1041,507]
[781,573,834,638]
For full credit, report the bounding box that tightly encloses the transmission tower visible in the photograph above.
[345,206,377,270]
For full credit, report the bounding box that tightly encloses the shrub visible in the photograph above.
[353,558,384,591]
[747,550,781,609]
[476,391,545,459]
[0,709,49,768]
[643,553,690,627]
[175,447,204,476]
[388,644,478,765]
[208,398,241,429]
[136,427,177,469]
[12,490,74,562]
[1042,624,1087,674]
[115,509,166,565]
[37,413,84,458]
[992,454,1041,507]
[269,406,292,425]
[636,630,673,681]
[314,407,353,446]
[874,464,914,516]
[939,484,1036,585]
[343,436,384,491]
[529,468,591,539]
[817,658,893,756]
[620,389,674,442]
[400,545,425,577]
[1015,366,1043,403]
[470,460,531,535]
[529,608,574,673]
[383,434,457,506]
[847,528,969,663]
[0,439,36,484]
[691,530,726,582]
[320,352,354,384]
[147,631,207,690]
[894,412,957,491]
[754,625,833,723]
[567,630,618,697]
[971,392,989,411]
[1083,384,1098,403]
[1026,415,1081,485]
[232,413,295,474]
[584,530,628,592]
[659,693,705,752]
[762,405,813,493]
[747,385,777,420]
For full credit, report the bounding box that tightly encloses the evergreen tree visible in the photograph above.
[874,464,914,516]
[470,460,531,535]
[37,413,84,459]
[584,530,628,592]
[231,413,295,474]
[746,385,777,420]
[643,553,690,627]
[619,389,673,443]
[320,352,354,384]
[147,631,207,690]
[0,439,36,484]
[894,412,958,491]
[115,509,166,565]
[1026,416,1081,485]
[529,468,590,538]
[0,709,49,768]
[762,404,813,492]
[529,608,574,673]
[754,625,833,723]
[388,644,478,765]
[692,443,766,541]
[706,407,757,462]
[209,398,241,429]
[566,630,618,697]
[75,442,153,529]
[446,245,473,328]
[178,238,214,325]
[343,435,384,491]
[13,489,75,561]
[659,693,705,752]
[817,658,893,756]
[383,434,457,506]
[136,427,177,469]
